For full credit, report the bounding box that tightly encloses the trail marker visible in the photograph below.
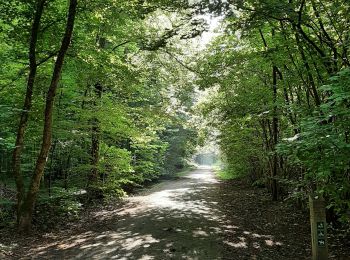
[309,195,328,260]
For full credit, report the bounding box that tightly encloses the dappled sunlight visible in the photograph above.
[192,228,210,237]
[223,240,247,249]
[28,230,162,259]
[24,168,294,259]
[147,188,190,208]
[124,169,222,220]
[265,239,283,247]
[146,189,219,217]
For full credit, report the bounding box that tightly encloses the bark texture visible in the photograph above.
[17,0,78,233]
[12,0,46,224]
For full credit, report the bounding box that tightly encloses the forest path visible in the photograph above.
[19,167,311,259]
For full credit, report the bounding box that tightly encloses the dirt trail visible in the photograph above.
[22,167,228,259]
[12,167,315,259]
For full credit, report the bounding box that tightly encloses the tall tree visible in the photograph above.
[17,0,77,232]
[12,0,46,225]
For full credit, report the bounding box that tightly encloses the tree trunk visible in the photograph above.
[271,66,279,201]
[12,0,46,225]
[89,34,105,184]
[90,83,103,183]
[295,32,321,106]
[17,0,77,233]
[259,29,279,200]
[64,152,71,190]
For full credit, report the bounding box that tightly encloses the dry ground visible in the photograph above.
[1,167,349,259]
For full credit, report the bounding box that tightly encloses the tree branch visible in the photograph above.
[163,49,198,74]
[111,41,131,52]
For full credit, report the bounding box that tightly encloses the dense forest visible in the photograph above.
[1,0,204,232]
[0,0,349,258]
[197,0,350,221]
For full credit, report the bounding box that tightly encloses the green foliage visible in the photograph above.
[0,0,202,229]
[33,188,84,230]
[278,69,350,221]
[0,199,16,228]
[162,124,198,174]
[216,169,239,180]
[197,0,350,223]
[197,35,272,181]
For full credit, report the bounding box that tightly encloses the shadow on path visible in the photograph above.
[21,167,310,259]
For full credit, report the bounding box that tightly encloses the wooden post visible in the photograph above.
[309,195,328,260]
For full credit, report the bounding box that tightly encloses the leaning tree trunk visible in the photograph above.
[17,0,77,233]
[294,32,321,107]
[12,0,46,223]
